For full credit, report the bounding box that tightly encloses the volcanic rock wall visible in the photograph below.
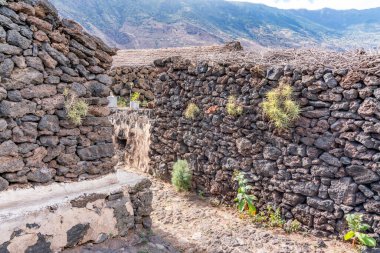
[148,57,380,237]
[109,66,157,105]
[0,0,117,191]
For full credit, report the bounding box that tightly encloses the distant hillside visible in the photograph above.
[50,0,380,49]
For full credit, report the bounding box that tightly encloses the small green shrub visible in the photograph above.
[262,84,300,129]
[226,96,243,116]
[234,172,257,216]
[117,97,128,108]
[285,219,301,233]
[344,213,376,248]
[268,206,285,228]
[184,103,200,119]
[171,160,192,191]
[252,211,268,223]
[64,89,89,125]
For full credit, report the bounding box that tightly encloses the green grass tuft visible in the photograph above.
[184,103,200,119]
[171,160,192,192]
[64,89,89,125]
[226,96,243,116]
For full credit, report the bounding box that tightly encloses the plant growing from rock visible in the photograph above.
[64,88,89,125]
[252,211,268,223]
[226,96,243,116]
[344,213,376,248]
[262,84,300,129]
[234,172,257,216]
[268,206,285,228]
[184,103,200,119]
[117,97,128,108]
[284,219,301,233]
[171,160,192,192]
[130,92,140,102]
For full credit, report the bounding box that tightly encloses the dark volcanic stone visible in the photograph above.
[27,168,55,183]
[328,177,357,205]
[77,144,114,161]
[252,160,278,177]
[320,152,341,167]
[292,181,320,197]
[66,223,90,247]
[364,201,380,214]
[263,146,282,160]
[38,115,60,133]
[346,165,380,184]
[0,176,9,191]
[311,166,338,178]
[307,197,334,212]
[25,233,52,253]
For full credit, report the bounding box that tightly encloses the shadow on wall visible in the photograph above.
[109,109,152,174]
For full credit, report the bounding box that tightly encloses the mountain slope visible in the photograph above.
[50,0,380,49]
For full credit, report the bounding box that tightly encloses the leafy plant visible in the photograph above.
[252,211,268,223]
[262,84,301,129]
[171,160,192,192]
[64,88,89,125]
[184,103,200,119]
[284,219,301,233]
[130,92,140,102]
[117,97,128,108]
[234,172,257,216]
[268,206,285,228]
[226,96,243,116]
[344,213,376,248]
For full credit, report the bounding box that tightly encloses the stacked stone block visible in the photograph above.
[0,0,117,191]
[148,57,380,237]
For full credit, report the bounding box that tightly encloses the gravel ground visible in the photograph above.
[68,170,358,253]
[149,176,356,253]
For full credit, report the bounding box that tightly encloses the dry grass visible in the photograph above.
[113,42,380,76]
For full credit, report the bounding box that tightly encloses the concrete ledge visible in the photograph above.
[0,170,152,253]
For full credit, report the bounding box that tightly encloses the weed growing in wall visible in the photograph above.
[262,84,300,129]
[184,103,200,119]
[131,92,140,102]
[234,172,257,216]
[268,205,285,228]
[284,219,301,233]
[344,213,376,248]
[226,96,243,116]
[64,88,89,125]
[171,160,192,192]
[117,97,128,108]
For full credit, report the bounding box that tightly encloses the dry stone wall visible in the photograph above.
[109,66,157,106]
[147,57,380,237]
[0,0,117,191]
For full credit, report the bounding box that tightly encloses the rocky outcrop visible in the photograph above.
[144,57,380,237]
[0,0,117,190]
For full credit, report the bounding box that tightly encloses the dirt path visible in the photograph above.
[68,169,357,253]
[148,173,355,253]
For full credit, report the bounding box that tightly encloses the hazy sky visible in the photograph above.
[229,0,380,10]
